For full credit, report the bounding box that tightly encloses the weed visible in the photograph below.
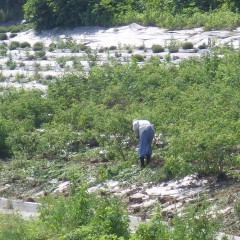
[6,57,16,70]
[34,50,46,59]
[33,42,44,51]
[132,54,144,62]
[9,33,17,38]
[0,43,7,56]
[0,33,7,40]
[109,46,117,51]
[198,43,207,49]
[9,41,20,50]
[152,44,164,53]
[138,45,145,51]
[19,42,31,48]
[48,43,56,52]
[182,41,194,50]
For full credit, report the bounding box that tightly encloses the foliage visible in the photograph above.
[19,41,31,48]
[0,48,239,175]
[0,33,7,40]
[132,204,219,240]
[152,44,165,53]
[0,43,8,56]
[0,213,31,240]
[20,0,240,30]
[9,41,20,50]
[131,54,144,62]
[32,41,44,51]
[37,185,130,239]
[182,42,194,50]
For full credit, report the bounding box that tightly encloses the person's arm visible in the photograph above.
[134,128,139,139]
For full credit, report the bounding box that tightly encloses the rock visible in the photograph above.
[129,193,149,203]
[158,195,176,204]
[53,181,70,194]
[161,202,183,217]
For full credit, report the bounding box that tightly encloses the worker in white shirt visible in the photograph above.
[132,119,155,168]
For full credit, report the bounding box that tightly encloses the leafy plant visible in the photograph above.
[19,42,31,48]
[0,43,7,56]
[9,41,20,50]
[132,54,144,62]
[9,33,17,38]
[182,41,194,50]
[0,33,7,40]
[152,44,164,53]
[33,42,44,51]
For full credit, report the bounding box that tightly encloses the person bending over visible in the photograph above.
[132,119,155,168]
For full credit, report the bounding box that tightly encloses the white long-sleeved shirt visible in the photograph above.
[132,119,153,137]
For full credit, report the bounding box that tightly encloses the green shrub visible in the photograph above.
[0,43,7,56]
[0,213,30,240]
[19,42,31,48]
[7,25,21,33]
[198,43,207,49]
[0,72,7,82]
[0,33,7,40]
[26,54,36,60]
[138,45,145,50]
[48,43,56,52]
[34,50,46,59]
[168,46,179,53]
[167,38,180,53]
[109,46,117,50]
[6,58,16,70]
[38,185,130,239]
[234,201,240,218]
[9,33,17,38]
[182,42,194,50]
[132,54,144,62]
[152,44,164,53]
[98,47,104,53]
[133,204,219,240]
[33,42,44,51]
[0,27,7,33]
[9,41,20,50]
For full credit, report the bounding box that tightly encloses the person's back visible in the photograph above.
[132,119,155,168]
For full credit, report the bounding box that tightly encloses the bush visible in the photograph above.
[0,213,30,240]
[38,185,130,239]
[167,38,180,53]
[48,43,56,52]
[33,42,44,51]
[133,204,219,240]
[168,46,179,53]
[198,43,207,49]
[9,33,17,38]
[9,41,20,50]
[152,44,164,53]
[132,54,144,62]
[109,46,117,50]
[34,50,46,59]
[26,54,36,60]
[19,42,31,48]
[0,43,7,56]
[138,45,145,50]
[0,33,7,40]
[6,59,16,70]
[182,42,194,50]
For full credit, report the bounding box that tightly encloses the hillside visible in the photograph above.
[0,21,239,239]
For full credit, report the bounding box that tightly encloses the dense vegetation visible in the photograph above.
[0,186,220,239]
[0,2,240,238]
[1,0,240,29]
[0,48,239,177]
